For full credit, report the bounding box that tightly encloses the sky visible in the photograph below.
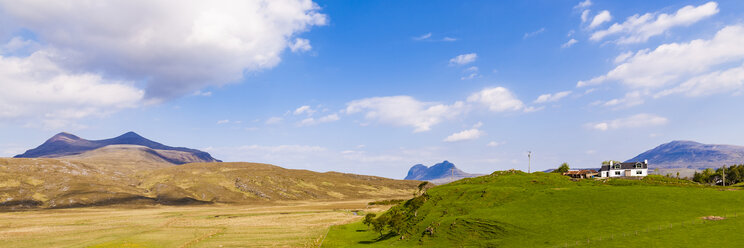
[1,0,744,178]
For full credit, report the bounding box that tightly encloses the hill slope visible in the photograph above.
[628,140,744,169]
[404,161,481,184]
[14,132,220,164]
[323,172,744,247]
[0,159,420,209]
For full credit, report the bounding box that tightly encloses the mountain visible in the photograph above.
[404,160,482,184]
[627,140,744,169]
[14,132,220,164]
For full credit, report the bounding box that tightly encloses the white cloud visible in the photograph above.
[461,73,479,80]
[346,96,465,132]
[442,37,457,42]
[590,2,718,44]
[523,28,546,39]
[523,106,544,113]
[656,64,744,97]
[613,51,633,64]
[487,141,503,147]
[578,25,744,89]
[289,38,312,52]
[534,91,572,103]
[413,32,432,41]
[449,53,477,66]
[562,39,578,48]
[467,87,525,112]
[574,0,592,9]
[599,91,645,108]
[217,119,230,124]
[588,10,612,29]
[0,51,143,128]
[461,66,480,80]
[581,10,591,23]
[0,37,38,54]
[586,113,668,131]
[0,0,327,100]
[298,113,339,126]
[444,128,484,142]
[192,90,212,97]
[265,116,283,125]
[293,105,316,116]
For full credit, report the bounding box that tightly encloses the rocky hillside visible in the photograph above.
[627,140,744,169]
[15,132,220,164]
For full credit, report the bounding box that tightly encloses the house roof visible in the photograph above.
[599,162,648,171]
[564,170,598,175]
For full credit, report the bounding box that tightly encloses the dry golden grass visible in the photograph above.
[0,200,392,248]
[0,158,420,209]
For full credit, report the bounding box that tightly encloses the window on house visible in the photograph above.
[635,162,642,168]
[614,171,621,175]
[636,170,643,175]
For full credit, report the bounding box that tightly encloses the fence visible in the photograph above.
[553,210,739,248]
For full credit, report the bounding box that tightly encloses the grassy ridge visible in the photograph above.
[323,171,744,247]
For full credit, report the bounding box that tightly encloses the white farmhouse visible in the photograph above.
[597,160,648,178]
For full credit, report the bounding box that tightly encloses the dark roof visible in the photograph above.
[563,170,597,175]
[599,162,648,171]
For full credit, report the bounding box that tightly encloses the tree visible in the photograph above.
[372,214,389,237]
[554,163,570,173]
[362,213,376,230]
[602,160,622,165]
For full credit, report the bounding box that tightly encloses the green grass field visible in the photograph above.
[322,172,744,247]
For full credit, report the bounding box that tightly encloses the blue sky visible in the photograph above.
[1,0,744,178]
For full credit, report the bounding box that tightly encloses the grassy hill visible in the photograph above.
[0,158,420,209]
[322,171,744,247]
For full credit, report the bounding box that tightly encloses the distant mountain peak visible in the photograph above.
[48,132,82,142]
[15,132,221,164]
[627,140,744,169]
[119,131,143,138]
[405,161,481,184]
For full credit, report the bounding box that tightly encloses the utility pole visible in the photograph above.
[723,165,726,187]
[527,151,532,173]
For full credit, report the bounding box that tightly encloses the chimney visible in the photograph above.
[644,159,648,165]
[610,161,613,166]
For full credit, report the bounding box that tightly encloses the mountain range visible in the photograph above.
[627,140,744,169]
[15,132,220,165]
[405,160,482,184]
[1,132,421,209]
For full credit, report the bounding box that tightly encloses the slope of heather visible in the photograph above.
[0,159,420,209]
